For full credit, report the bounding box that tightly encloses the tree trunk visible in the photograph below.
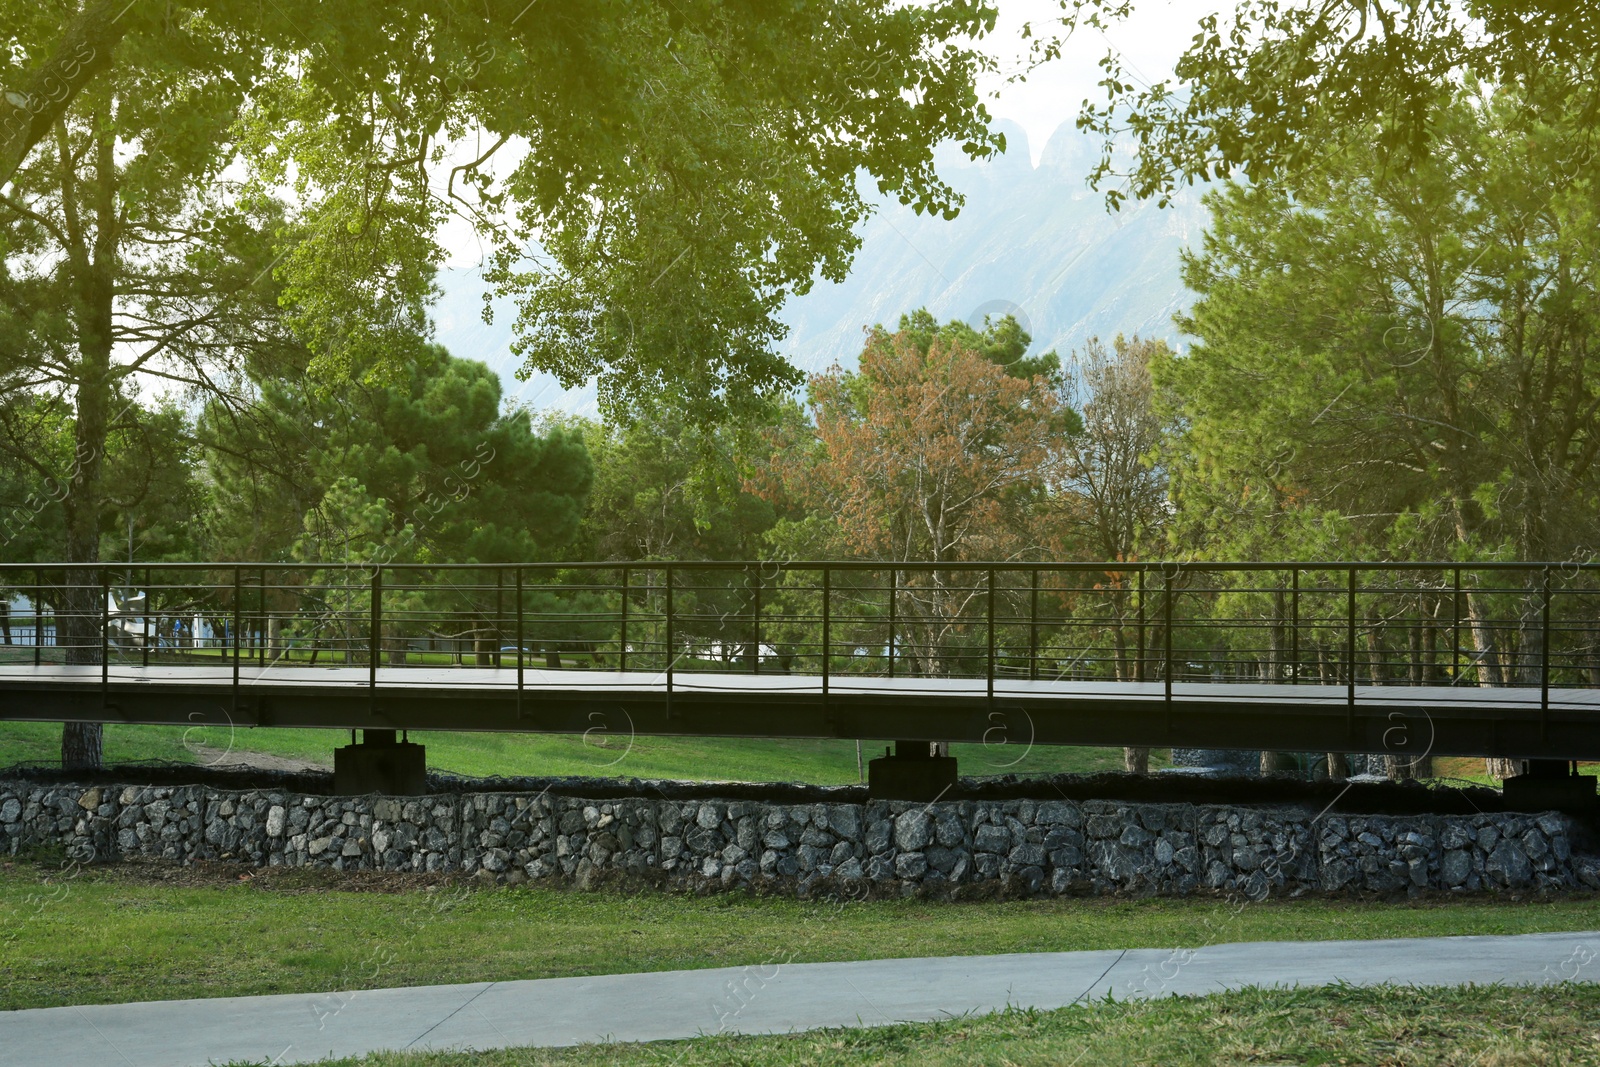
[56,112,120,771]
[1391,753,1434,778]
[1326,752,1349,780]
[1123,746,1149,774]
[60,333,112,770]
[1260,750,1296,775]
[1486,758,1526,780]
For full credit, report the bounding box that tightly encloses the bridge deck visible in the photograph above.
[1,665,1596,761]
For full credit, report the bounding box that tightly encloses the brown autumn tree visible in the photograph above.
[763,316,1067,733]
[1048,334,1171,773]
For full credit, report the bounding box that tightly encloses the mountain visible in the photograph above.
[430,120,1207,414]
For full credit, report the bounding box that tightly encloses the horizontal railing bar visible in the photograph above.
[5,559,1600,573]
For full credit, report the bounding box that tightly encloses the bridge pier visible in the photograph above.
[334,730,427,796]
[1503,760,1596,815]
[867,740,958,801]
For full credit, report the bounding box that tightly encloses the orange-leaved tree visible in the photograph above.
[763,314,1072,679]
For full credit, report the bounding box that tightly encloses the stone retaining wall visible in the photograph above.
[3,779,1596,898]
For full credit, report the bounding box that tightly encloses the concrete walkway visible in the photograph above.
[3,932,1597,1067]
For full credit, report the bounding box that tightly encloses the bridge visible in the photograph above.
[1,561,1597,799]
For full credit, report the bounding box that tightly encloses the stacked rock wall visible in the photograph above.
[2,778,1595,897]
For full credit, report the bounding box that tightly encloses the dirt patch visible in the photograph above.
[187,745,330,775]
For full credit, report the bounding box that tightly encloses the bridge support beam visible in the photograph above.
[867,740,957,801]
[334,729,427,796]
[1502,760,1596,815]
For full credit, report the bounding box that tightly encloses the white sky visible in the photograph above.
[438,0,1217,266]
[429,0,1221,414]
[981,0,1217,165]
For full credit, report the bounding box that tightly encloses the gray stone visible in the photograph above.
[974,824,1010,854]
[696,804,722,830]
[1009,843,1046,868]
[894,811,932,852]
[1486,841,1534,887]
[1119,825,1154,848]
[866,820,893,855]
[1,798,21,823]
[828,806,861,840]
[895,852,928,879]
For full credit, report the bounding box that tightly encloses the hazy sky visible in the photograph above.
[431,0,1223,414]
[983,0,1218,164]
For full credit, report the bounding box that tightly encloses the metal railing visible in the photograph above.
[2,561,1597,718]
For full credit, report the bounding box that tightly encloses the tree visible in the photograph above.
[2,0,1010,767]
[1161,81,1600,780]
[204,342,592,668]
[1055,0,1600,207]
[1050,334,1170,772]
[574,410,778,564]
[1166,83,1600,564]
[205,342,592,567]
[764,314,1069,696]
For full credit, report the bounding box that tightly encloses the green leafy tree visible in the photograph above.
[1056,0,1599,207]
[2,0,1010,767]
[206,343,591,566]
[1163,83,1600,564]
[575,411,778,564]
[1161,82,1600,779]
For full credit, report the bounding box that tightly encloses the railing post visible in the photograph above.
[619,566,629,673]
[1136,568,1146,683]
[516,566,524,720]
[142,566,150,669]
[100,568,109,705]
[1290,567,1299,684]
[751,566,762,676]
[257,567,266,666]
[987,568,996,701]
[1162,565,1174,708]
[1029,568,1040,682]
[821,565,831,702]
[495,567,504,669]
[33,568,41,664]
[232,566,242,712]
[1452,566,1462,682]
[1541,565,1552,736]
[887,568,897,678]
[369,565,381,708]
[1347,566,1357,736]
[664,564,674,708]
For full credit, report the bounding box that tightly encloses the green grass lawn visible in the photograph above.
[249,984,1600,1067]
[0,720,1156,783]
[2,859,1597,1011]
